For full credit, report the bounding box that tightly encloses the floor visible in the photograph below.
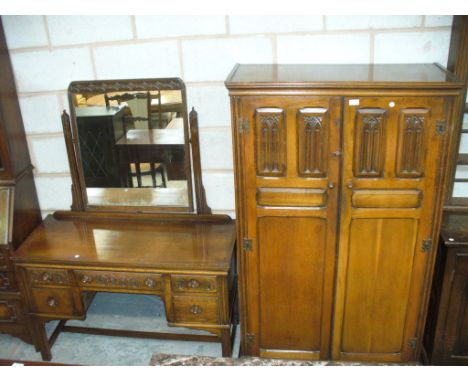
[0,293,240,366]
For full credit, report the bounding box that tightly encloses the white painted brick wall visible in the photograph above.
[93,41,181,79]
[186,85,230,127]
[1,15,458,215]
[182,36,273,81]
[326,15,422,30]
[47,16,134,46]
[277,33,371,64]
[11,48,94,92]
[2,16,48,49]
[135,16,226,38]
[374,31,451,64]
[229,16,323,34]
[19,94,63,134]
[28,135,69,173]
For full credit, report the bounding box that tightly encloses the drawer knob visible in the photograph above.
[347,181,353,189]
[42,272,52,282]
[81,275,92,284]
[328,182,335,189]
[187,279,200,289]
[190,305,203,315]
[47,297,58,308]
[145,278,156,288]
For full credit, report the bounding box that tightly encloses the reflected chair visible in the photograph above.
[105,91,168,188]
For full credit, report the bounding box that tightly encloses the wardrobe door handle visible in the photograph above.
[347,181,353,189]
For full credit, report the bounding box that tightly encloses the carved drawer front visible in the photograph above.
[0,299,18,323]
[171,275,218,293]
[29,288,77,316]
[172,295,219,324]
[27,268,69,287]
[0,272,17,291]
[74,270,163,292]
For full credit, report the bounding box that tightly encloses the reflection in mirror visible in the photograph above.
[69,80,192,211]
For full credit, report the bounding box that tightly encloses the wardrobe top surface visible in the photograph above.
[13,215,236,272]
[225,64,463,89]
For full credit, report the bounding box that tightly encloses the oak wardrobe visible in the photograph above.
[226,63,464,363]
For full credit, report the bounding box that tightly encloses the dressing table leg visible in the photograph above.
[31,319,52,361]
[221,328,232,357]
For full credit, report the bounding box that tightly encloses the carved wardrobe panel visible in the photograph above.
[226,64,464,363]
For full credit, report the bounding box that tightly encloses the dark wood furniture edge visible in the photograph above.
[444,16,468,208]
[189,107,212,214]
[52,210,231,223]
[225,64,464,90]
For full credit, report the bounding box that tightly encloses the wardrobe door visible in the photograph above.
[235,96,341,360]
[332,96,449,362]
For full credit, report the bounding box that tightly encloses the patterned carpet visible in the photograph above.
[149,353,419,366]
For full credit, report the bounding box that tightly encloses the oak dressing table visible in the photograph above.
[12,78,237,361]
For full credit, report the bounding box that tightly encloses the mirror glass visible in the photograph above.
[0,187,13,245]
[69,79,192,211]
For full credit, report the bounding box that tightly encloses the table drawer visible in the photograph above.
[74,270,163,292]
[27,268,69,287]
[172,295,219,324]
[171,275,218,293]
[30,288,77,316]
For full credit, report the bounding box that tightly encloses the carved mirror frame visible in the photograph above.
[61,78,211,215]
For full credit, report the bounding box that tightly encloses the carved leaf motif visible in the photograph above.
[255,109,286,177]
[299,113,326,177]
[398,114,426,177]
[354,110,386,178]
[69,79,182,94]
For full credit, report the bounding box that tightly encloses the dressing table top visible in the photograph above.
[13,215,236,272]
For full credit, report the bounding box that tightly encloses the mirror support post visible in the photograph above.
[61,110,85,211]
[189,107,212,215]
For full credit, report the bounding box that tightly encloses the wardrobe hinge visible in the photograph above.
[422,239,432,253]
[243,238,252,252]
[436,120,446,135]
[408,337,418,349]
[246,333,255,344]
[238,117,249,134]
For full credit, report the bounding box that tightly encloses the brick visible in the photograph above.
[11,48,94,92]
[135,16,226,39]
[29,135,69,173]
[93,41,180,79]
[182,36,273,81]
[19,94,63,134]
[2,16,48,49]
[201,172,235,210]
[277,33,371,64]
[326,16,422,30]
[229,16,323,34]
[34,175,73,210]
[47,16,133,46]
[199,128,233,170]
[186,85,230,128]
[374,31,451,65]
